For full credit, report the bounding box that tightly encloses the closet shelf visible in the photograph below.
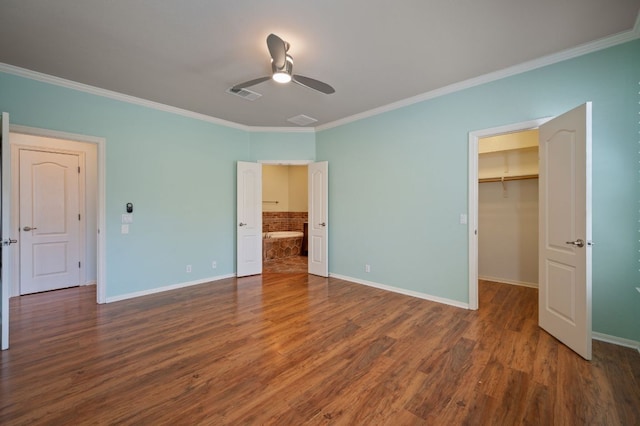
[479,174,538,183]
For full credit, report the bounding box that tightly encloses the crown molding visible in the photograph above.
[0,62,316,134]
[316,14,640,131]
[248,126,315,133]
[0,63,251,131]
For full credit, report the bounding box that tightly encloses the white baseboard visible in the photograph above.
[593,332,640,353]
[479,275,538,289]
[82,280,97,287]
[105,273,236,303]
[329,273,470,310]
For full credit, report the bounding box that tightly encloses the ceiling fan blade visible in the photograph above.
[231,76,271,92]
[267,33,287,69]
[292,75,335,94]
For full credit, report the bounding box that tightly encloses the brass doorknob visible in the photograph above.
[23,226,37,232]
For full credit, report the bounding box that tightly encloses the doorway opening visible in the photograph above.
[468,118,550,310]
[262,164,309,274]
[477,129,540,294]
[237,160,327,278]
[8,126,105,303]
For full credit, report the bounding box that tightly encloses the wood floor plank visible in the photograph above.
[1,278,638,425]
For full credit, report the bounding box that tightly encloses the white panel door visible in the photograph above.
[20,150,81,294]
[237,161,262,277]
[1,112,13,350]
[539,103,592,360]
[308,161,328,277]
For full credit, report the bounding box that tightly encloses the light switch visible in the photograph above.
[122,214,134,224]
[121,224,129,234]
[459,214,468,225]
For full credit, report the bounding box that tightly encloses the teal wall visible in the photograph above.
[1,38,638,342]
[316,39,640,342]
[248,131,315,161]
[0,73,306,298]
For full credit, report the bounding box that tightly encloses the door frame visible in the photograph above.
[9,125,106,304]
[467,117,551,309]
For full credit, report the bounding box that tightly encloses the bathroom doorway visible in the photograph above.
[262,164,309,273]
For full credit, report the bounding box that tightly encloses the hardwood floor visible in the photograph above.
[1,276,638,425]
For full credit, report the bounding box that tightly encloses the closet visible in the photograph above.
[478,130,539,288]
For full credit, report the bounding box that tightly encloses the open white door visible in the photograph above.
[308,161,328,277]
[539,103,592,360]
[237,161,262,277]
[1,112,14,350]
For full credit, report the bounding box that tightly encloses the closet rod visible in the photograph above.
[263,200,279,204]
[479,174,538,183]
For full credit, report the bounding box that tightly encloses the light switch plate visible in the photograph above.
[122,214,134,224]
[459,214,468,225]
[121,224,129,234]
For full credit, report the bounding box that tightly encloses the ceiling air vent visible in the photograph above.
[226,87,262,101]
[287,114,318,126]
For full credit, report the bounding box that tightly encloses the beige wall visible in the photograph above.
[478,129,538,154]
[288,166,307,212]
[262,165,289,211]
[478,179,539,287]
[262,165,307,212]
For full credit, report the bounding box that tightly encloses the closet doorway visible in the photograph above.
[477,130,539,291]
[467,117,549,310]
[469,105,593,360]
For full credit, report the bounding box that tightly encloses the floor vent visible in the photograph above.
[287,114,318,126]
[226,87,262,101]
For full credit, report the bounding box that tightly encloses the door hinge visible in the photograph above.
[78,166,80,174]
[78,261,81,268]
[78,213,81,221]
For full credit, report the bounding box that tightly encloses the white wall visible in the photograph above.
[478,178,539,287]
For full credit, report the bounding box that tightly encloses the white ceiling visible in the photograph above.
[1,1,638,128]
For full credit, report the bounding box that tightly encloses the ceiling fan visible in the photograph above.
[231,33,335,95]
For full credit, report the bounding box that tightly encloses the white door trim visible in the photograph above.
[468,117,551,309]
[9,125,106,304]
[1,112,11,350]
[258,160,313,166]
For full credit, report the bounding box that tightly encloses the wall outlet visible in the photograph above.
[186,265,192,273]
[365,264,371,273]
[212,261,217,269]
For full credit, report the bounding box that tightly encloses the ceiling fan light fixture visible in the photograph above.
[272,55,293,83]
[273,72,292,83]
[233,34,334,94]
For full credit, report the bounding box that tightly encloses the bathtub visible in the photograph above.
[263,231,304,239]
[263,231,304,260]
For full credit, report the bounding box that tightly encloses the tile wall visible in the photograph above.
[263,212,308,233]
